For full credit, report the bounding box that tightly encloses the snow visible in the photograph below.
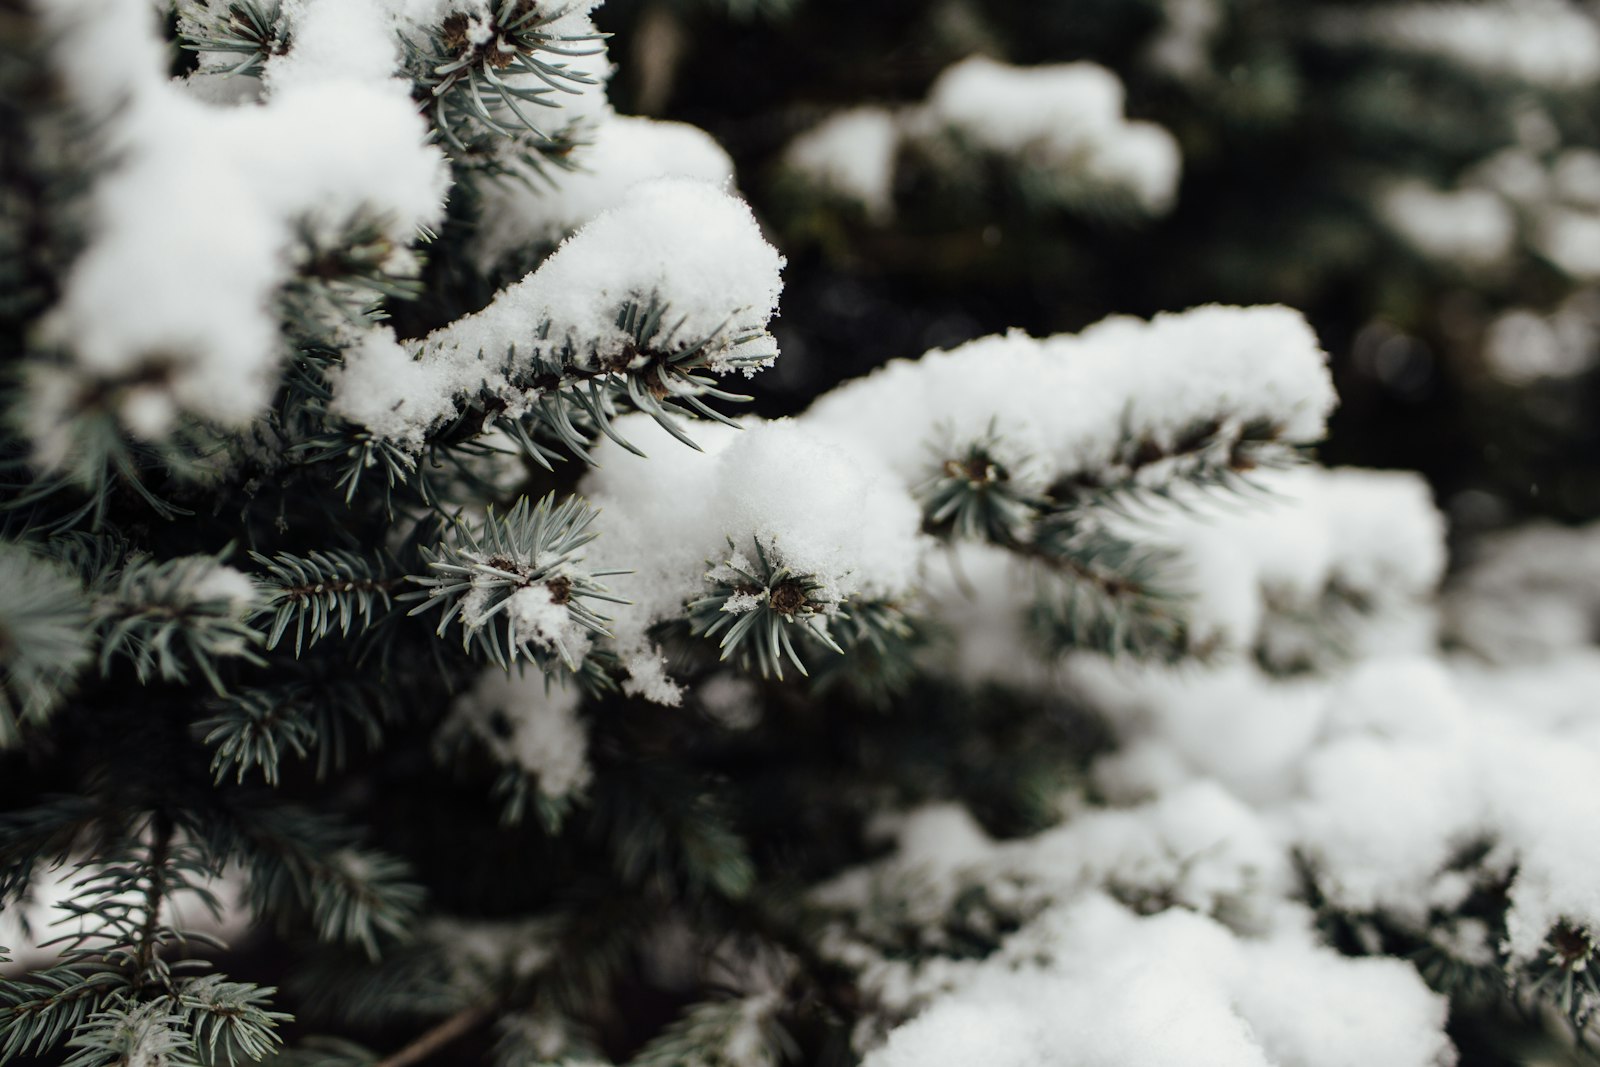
[1445,519,1600,662]
[1070,642,1600,965]
[444,669,592,799]
[1481,299,1600,385]
[1112,465,1446,659]
[579,416,927,702]
[334,178,785,448]
[917,543,1057,691]
[34,0,447,447]
[1534,206,1600,279]
[1349,0,1600,90]
[1380,181,1515,269]
[471,115,736,270]
[327,328,466,449]
[806,305,1335,497]
[187,561,261,615]
[1552,148,1600,208]
[783,107,902,221]
[862,895,1454,1067]
[1146,0,1222,83]
[921,56,1181,214]
[487,177,783,373]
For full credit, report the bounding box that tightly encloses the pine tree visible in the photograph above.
[4,1,1600,1066]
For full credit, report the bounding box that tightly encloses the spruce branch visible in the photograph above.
[176,0,288,78]
[406,0,606,153]
[0,794,104,905]
[249,549,400,657]
[593,766,755,902]
[200,671,407,785]
[627,994,795,1067]
[60,999,196,1067]
[219,805,423,958]
[370,1002,494,1067]
[0,540,92,747]
[916,427,1042,545]
[406,492,625,671]
[172,976,291,1067]
[1253,578,1376,677]
[1025,520,1197,664]
[280,214,425,342]
[1047,413,1301,517]
[0,399,203,532]
[496,292,765,464]
[95,554,263,694]
[686,539,843,681]
[0,962,127,1065]
[807,598,926,704]
[1521,922,1600,1038]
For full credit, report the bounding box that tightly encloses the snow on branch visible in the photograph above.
[807,304,1335,517]
[579,417,926,703]
[331,178,785,453]
[30,0,447,457]
[1320,0,1600,91]
[782,55,1182,222]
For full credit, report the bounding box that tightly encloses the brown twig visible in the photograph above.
[371,1002,495,1067]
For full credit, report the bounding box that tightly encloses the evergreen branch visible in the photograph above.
[686,538,842,681]
[807,598,927,705]
[1046,413,1301,517]
[42,826,224,990]
[1520,922,1600,1037]
[406,492,625,671]
[1253,577,1376,677]
[370,1002,493,1067]
[490,292,763,464]
[249,549,399,657]
[405,0,605,152]
[95,554,263,694]
[279,220,426,346]
[2,368,216,531]
[0,963,127,1065]
[266,1037,379,1067]
[1025,521,1198,664]
[61,998,197,1067]
[200,670,407,786]
[219,805,423,958]
[172,976,291,1067]
[627,994,794,1067]
[0,794,104,905]
[0,540,92,747]
[916,425,1042,545]
[199,691,315,787]
[592,766,755,902]
[176,0,288,78]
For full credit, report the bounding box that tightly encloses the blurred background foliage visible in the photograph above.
[597,0,1600,546]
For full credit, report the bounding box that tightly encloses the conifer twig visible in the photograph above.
[370,1002,493,1067]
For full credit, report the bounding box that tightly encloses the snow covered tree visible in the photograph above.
[3,0,1600,1065]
